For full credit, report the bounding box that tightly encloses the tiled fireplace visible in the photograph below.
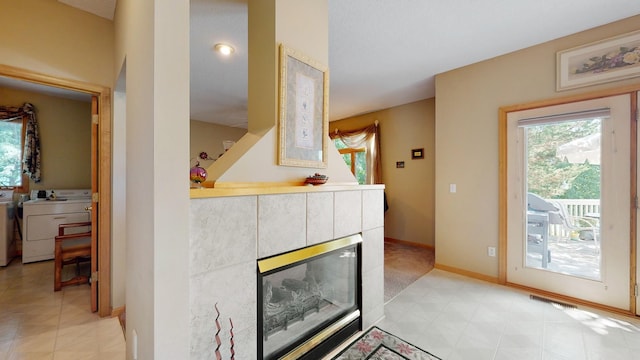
[189,187,384,359]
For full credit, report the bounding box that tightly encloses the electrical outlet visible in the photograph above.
[487,247,496,257]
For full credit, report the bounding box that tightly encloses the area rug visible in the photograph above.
[385,241,435,302]
[332,326,441,360]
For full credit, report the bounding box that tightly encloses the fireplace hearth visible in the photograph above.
[257,234,362,359]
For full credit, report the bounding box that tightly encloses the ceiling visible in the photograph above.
[4,1,640,129]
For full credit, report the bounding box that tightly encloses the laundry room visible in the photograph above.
[0,81,91,267]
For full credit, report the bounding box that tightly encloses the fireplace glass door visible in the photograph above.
[258,235,361,359]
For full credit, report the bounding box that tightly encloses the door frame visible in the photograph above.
[0,64,113,317]
[498,83,640,315]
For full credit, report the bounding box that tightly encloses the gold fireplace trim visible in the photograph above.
[257,234,362,273]
[282,309,360,360]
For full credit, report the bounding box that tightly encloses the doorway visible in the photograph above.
[0,64,112,316]
[503,94,632,311]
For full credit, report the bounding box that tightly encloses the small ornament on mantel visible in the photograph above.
[190,161,208,188]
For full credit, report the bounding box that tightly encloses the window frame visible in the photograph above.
[338,147,366,177]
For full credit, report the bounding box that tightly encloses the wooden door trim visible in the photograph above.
[498,84,640,312]
[0,64,113,317]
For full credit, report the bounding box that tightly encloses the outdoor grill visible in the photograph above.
[527,193,563,268]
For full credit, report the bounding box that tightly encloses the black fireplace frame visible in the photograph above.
[257,234,363,360]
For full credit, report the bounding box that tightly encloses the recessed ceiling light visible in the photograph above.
[214,43,235,56]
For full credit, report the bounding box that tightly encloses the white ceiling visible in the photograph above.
[6,1,640,129]
[191,0,640,128]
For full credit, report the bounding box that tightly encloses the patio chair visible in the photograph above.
[549,200,600,252]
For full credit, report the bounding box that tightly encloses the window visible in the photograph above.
[0,117,24,187]
[334,138,366,184]
[330,123,381,185]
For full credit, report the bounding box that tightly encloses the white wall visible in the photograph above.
[114,0,190,358]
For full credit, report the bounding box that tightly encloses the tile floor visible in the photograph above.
[0,259,125,360]
[375,269,640,360]
[5,253,640,360]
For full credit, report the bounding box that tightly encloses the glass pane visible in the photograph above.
[354,151,366,185]
[0,121,23,186]
[334,138,367,185]
[261,246,358,358]
[524,118,601,280]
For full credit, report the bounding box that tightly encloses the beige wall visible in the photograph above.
[210,0,359,185]
[189,120,247,166]
[434,15,640,278]
[1,0,119,314]
[0,0,114,87]
[0,87,91,190]
[330,98,436,247]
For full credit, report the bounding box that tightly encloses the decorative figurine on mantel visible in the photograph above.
[190,161,207,188]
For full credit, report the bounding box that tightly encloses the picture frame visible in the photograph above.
[278,44,329,168]
[411,148,424,159]
[556,30,640,91]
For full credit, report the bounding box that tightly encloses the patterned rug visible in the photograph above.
[332,326,441,360]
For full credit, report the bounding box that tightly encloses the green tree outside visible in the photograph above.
[334,138,366,185]
[0,121,23,187]
[526,119,601,200]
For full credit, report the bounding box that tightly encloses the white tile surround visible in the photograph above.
[189,188,385,359]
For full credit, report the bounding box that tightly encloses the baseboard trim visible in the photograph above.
[384,237,435,251]
[111,306,125,318]
[434,265,638,319]
[506,282,636,318]
[434,263,499,284]
[112,305,126,331]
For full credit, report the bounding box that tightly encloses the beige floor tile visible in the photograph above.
[20,313,61,327]
[7,351,54,360]
[58,309,100,328]
[97,319,124,353]
[15,323,59,340]
[55,324,99,352]
[97,352,125,360]
[97,334,124,353]
[52,351,99,360]
[10,331,57,353]
[1,260,124,359]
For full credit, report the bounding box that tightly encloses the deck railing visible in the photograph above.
[548,199,600,241]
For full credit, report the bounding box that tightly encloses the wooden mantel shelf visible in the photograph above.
[190,182,385,199]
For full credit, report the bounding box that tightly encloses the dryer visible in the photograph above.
[0,189,15,266]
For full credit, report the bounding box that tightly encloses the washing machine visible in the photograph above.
[22,189,91,263]
[0,189,15,266]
